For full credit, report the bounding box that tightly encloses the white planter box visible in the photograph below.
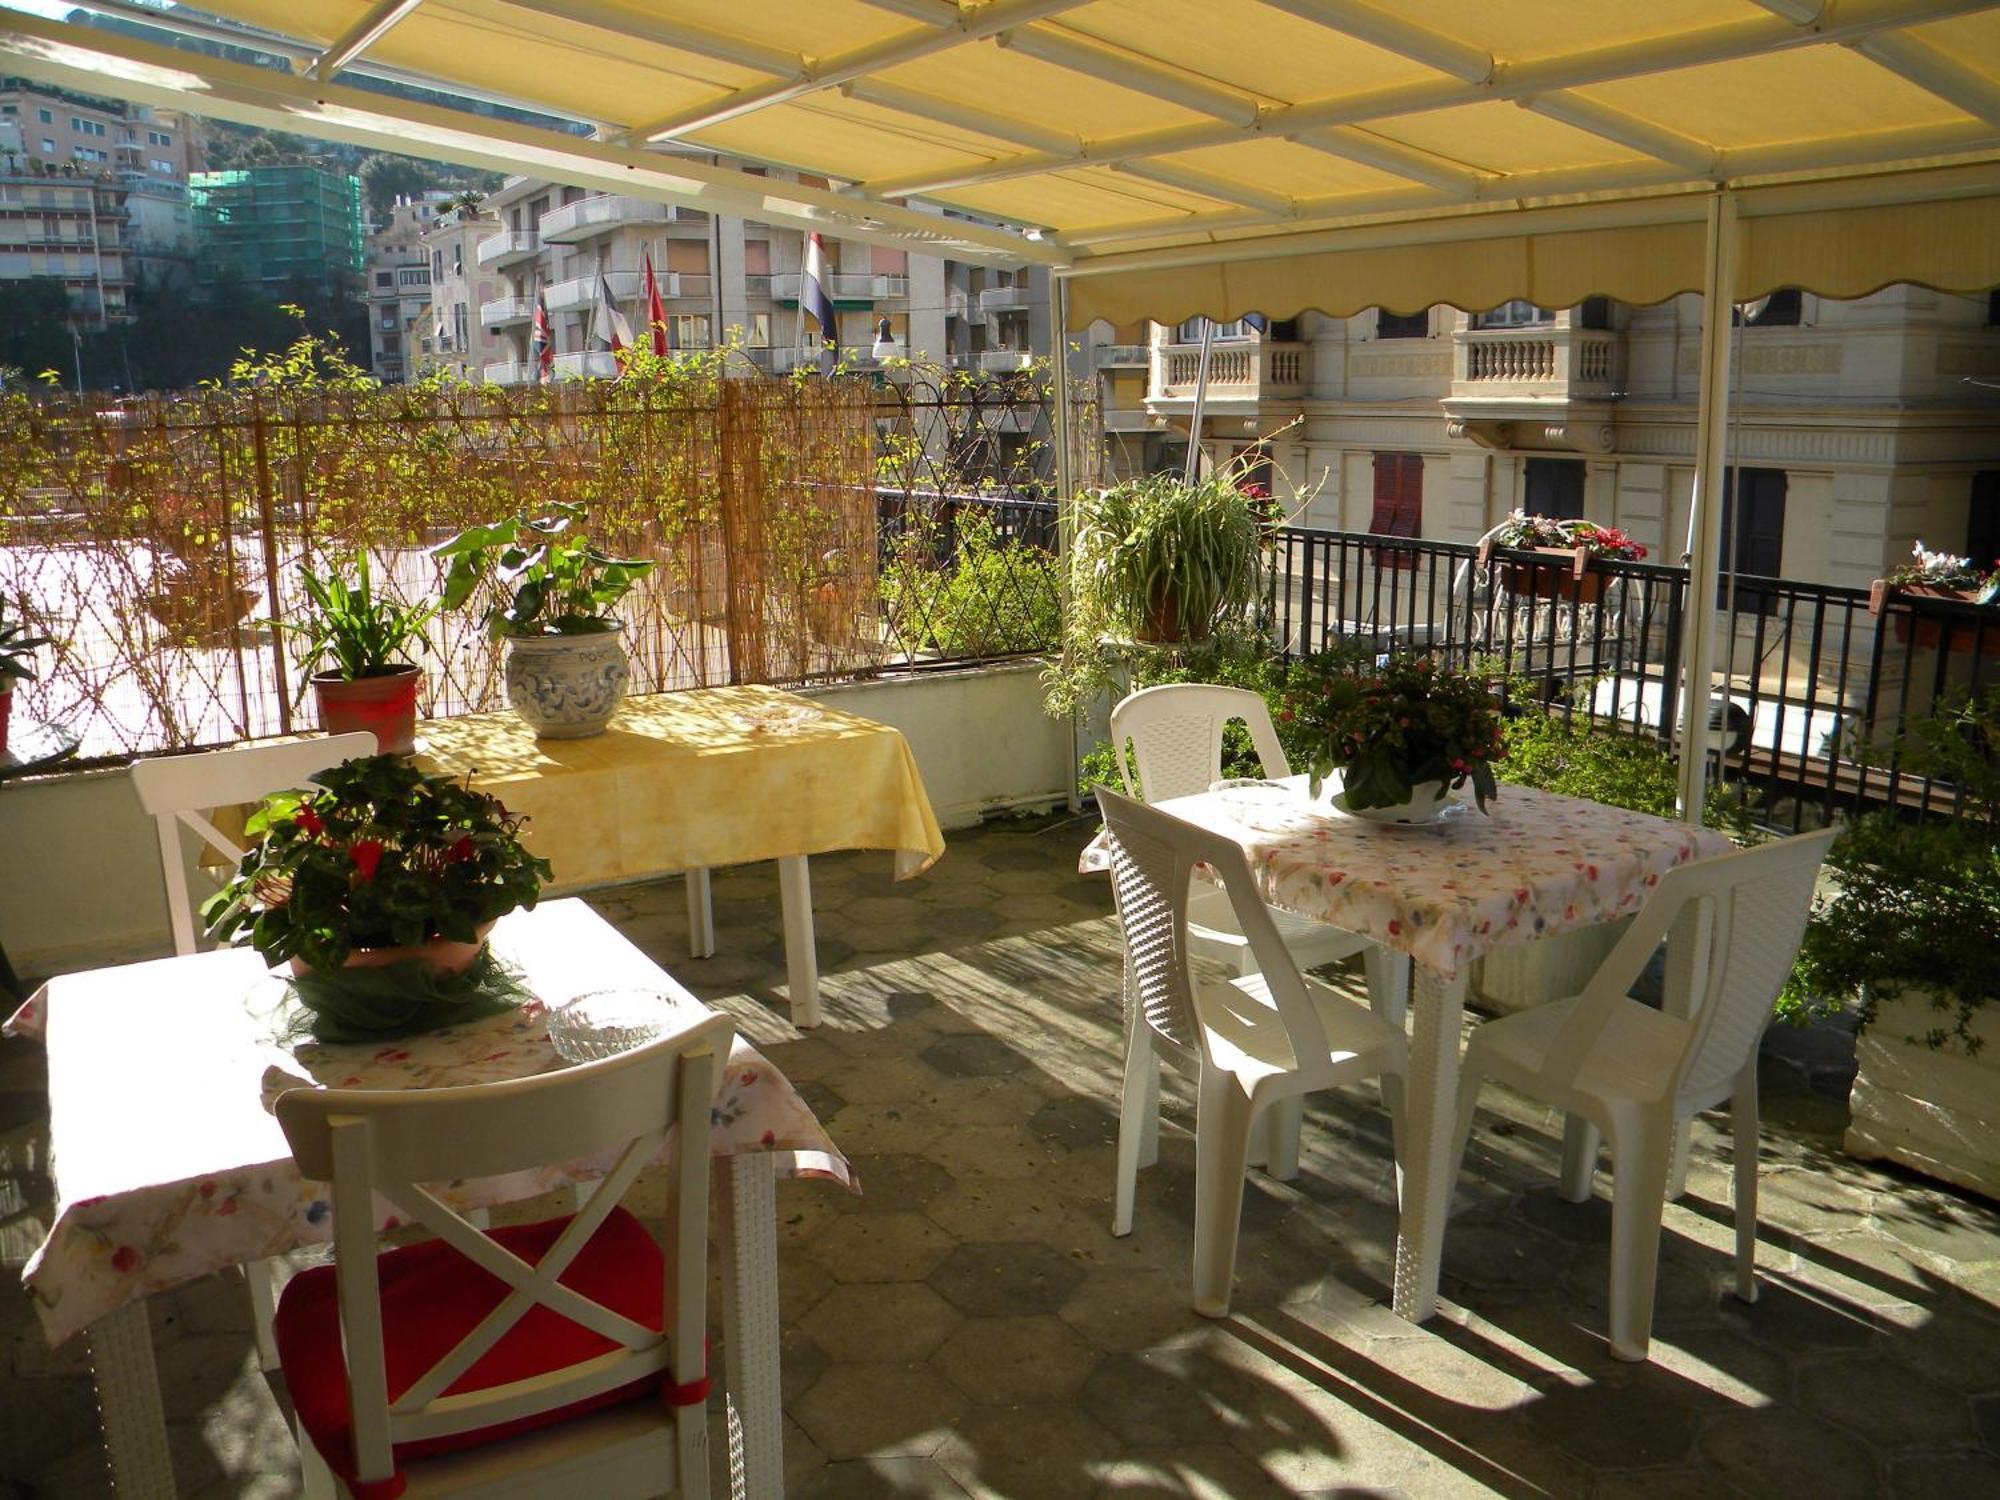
[1472,919,1631,1016]
[1846,989,2000,1201]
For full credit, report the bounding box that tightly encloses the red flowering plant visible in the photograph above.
[1490,511,1647,561]
[200,753,552,973]
[1281,652,1507,812]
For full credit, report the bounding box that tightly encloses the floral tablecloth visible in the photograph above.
[1084,779,1731,979]
[6,899,849,1347]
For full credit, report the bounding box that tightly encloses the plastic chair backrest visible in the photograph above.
[1096,786,1333,1079]
[130,732,378,955]
[1110,683,1290,803]
[1539,829,1836,1104]
[274,1009,733,1490]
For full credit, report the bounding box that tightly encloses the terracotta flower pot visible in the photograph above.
[1868,579,1983,653]
[312,665,421,755]
[1480,542,1607,604]
[288,921,495,980]
[1136,583,1208,645]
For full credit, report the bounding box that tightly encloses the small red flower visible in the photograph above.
[110,1245,141,1274]
[348,838,385,881]
[760,1130,776,1146]
[216,1198,238,1217]
[296,804,324,836]
[197,1180,216,1199]
[447,835,477,863]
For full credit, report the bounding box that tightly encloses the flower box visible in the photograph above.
[1867,578,1985,653]
[1478,540,1607,605]
[1846,988,2000,1202]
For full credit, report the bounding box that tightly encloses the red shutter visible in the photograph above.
[1370,452,1423,566]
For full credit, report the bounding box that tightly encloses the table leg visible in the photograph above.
[88,1299,176,1498]
[686,868,716,960]
[717,1152,782,1500]
[776,856,819,1029]
[1391,966,1469,1324]
[1661,903,1707,1201]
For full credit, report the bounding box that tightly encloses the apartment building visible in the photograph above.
[0,78,195,322]
[1118,288,2000,596]
[362,192,451,382]
[188,164,363,295]
[410,204,505,383]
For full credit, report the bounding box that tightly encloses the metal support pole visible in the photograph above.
[1674,190,1738,824]
[1182,316,1216,486]
[1050,273,1082,813]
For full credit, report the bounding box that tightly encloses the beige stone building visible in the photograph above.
[362,192,451,382]
[411,204,506,383]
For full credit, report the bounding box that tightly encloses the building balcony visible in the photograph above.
[1147,340,1309,409]
[971,350,1034,374]
[1102,407,1157,432]
[538,194,677,243]
[554,350,620,379]
[1442,325,1623,451]
[481,295,534,328]
[483,358,533,385]
[978,284,1032,313]
[766,272,902,303]
[1093,343,1150,369]
[546,271,638,314]
[475,230,540,269]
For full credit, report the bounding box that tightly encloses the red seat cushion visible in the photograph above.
[275,1206,670,1500]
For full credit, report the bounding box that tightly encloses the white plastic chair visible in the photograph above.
[1447,828,1837,1361]
[130,732,379,956]
[272,1009,732,1500]
[131,732,379,1369]
[1097,786,1407,1318]
[1110,682,1407,1178]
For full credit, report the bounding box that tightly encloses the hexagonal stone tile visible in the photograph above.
[799,1281,961,1364]
[794,1455,973,1499]
[1028,1095,1120,1151]
[1525,1378,1696,1469]
[921,1122,1057,1182]
[1889,1451,2000,1498]
[920,906,1008,942]
[1699,1409,1883,1500]
[923,1178,1097,1250]
[1799,1352,1975,1447]
[821,1056,942,1105]
[1440,1222,1574,1293]
[1078,1350,1215,1445]
[779,1327,829,1406]
[832,1153,953,1216]
[1057,1266,1202,1353]
[930,1313,1098,1404]
[808,1212,955,1284]
[929,1240,1087,1317]
[1717,1273,1881,1351]
[756,935,858,971]
[790,1078,845,1122]
[933,1402,1123,1500]
[791,1363,961,1463]
[919,1034,1030,1078]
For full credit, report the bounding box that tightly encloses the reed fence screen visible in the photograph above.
[0,366,1083,763]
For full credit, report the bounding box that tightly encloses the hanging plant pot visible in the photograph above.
[311,665,421,756]
[1868,579,1984,653]
[504,626,631,739]
[1136,582,1210,645]
[1479,542,1607,605]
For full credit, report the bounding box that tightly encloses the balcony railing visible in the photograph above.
[483,358,533,385]
[538,194,675,243]
[1450,325,1621,399]
[766,272,902,301]
[480,295,534,327]
[1151,341,1308,402]
[1093,343,1149,368]
[546,271,639,314]
[979,284,1031,313]
[475,230,539,269]
[553,350,620,379]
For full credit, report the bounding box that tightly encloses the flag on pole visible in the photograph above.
[530,289,553,383]
[643,253,670,358]
[802,230,837,370]
[591,271,633,367]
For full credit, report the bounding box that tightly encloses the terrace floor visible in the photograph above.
[5,812,2000,1498]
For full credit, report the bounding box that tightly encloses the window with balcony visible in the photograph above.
[1968,471,2000,570]
[1471,300,1552,329]
[1370,452,1424,566]
[1719,467,1786,610]
[1375,308,1429,339]
[1523,458,1586,520]
[1176,317,1252,341]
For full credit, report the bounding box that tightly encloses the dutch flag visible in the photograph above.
[802,231,837,367]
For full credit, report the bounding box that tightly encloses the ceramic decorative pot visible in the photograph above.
[504,626,630,738]
[1328,778,1453,825]
[287,922,495,980]
[312,665,421,755]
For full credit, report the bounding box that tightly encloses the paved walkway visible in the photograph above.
[4,813,1998,1497]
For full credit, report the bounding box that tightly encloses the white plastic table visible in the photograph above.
[6,899,841,1500]
[1097,778,1730,1324]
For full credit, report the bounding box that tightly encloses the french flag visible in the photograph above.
[802,231,837,360]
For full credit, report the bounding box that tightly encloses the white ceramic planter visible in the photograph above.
[1846,988,2000,1201]
[1326,777,1452,825]
[504,627,631,739]
[1473,918,1631,1017]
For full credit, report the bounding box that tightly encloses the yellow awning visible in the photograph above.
[4,0,1998,294]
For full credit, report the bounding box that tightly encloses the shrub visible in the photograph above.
[881,510,1059,660]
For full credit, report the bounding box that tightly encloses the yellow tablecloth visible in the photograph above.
[414,685,945,889]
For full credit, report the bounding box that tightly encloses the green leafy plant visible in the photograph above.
[433,500,655,638]
[1283,653,1506,811]
[201,753,553,973]
[1884,539,2000,603]
[286,551,436,681]
[0,592,52,690]
[1784,690,2000,1050]
[1496,701,1756,839]
[881,511,1060,659]
[1071,472,1266,645]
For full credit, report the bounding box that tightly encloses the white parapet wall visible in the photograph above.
[0,661,1074,981]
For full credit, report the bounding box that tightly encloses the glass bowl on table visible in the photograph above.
[1208,777,1315,833]
[546,987,692,1063]
[733,701,824,736]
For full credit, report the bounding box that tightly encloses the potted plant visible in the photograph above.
[1479,511,1647,604]
[433,502,655,739]
[0,593,53,757]
[1071,471,1266,646]
[284,551,436,755]
[200,754,554,1041]
[1282,652,1505,822]
[1786,690,2000,1197]
[141,490,259,647]
[1867,540,2000,653]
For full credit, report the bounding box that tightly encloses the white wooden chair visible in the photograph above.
[130,731,378,1368]
[1096,786,1407,1318]
[130,732,379,956]
[1447,829,1837,1361]
[1109,683,1407,1179]
[271,1009,732,1500]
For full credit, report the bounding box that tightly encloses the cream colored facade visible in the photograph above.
[1121,288,2000,591]
[363,192,450,382]
[411,206,506,383]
